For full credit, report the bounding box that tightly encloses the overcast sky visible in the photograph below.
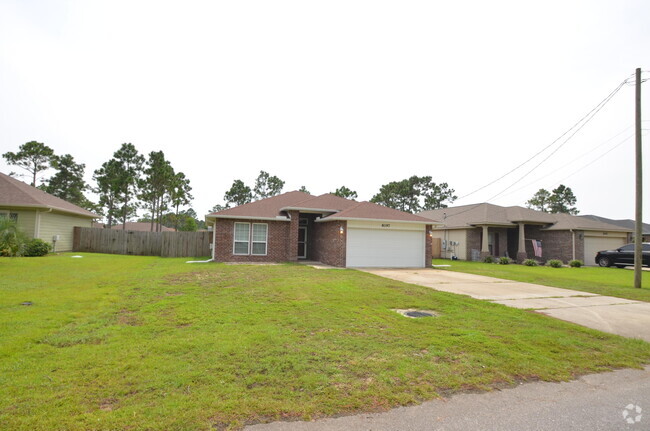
[1,0,648,222]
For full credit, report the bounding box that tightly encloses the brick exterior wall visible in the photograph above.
[287,210,299,261]
[424,224,432,267]
[311,221,347,267]
[214,219,290,263]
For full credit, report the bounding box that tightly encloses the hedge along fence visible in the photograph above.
[73,227,211,258]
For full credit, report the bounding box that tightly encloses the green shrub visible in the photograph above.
[483,256,495,263]
[546,259,563,268]
[569,259,583,268]
[0,218,28,257]
[499,256,512,265]
[24,238,52,257]
[523,259,538,266]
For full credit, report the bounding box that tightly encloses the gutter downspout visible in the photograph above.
[570,229,575,261]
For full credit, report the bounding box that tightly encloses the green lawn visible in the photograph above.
[433,259,650,302]
[2,254,650,430]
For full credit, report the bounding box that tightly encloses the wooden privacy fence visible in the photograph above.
[73,227,211,258]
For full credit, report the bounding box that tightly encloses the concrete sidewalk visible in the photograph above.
[361,268,650,343]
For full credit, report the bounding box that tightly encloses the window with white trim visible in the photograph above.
[233,222,251,255]
[251,223,268,255]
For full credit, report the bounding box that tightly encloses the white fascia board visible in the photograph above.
[205,214,290,222]
[316,217,439,226]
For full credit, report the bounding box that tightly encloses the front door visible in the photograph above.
[298,227,307,259]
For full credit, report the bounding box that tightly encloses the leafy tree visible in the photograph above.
[169,172,193,231]
[109,143,144,229]
[298,186,310,194]
[549,184,579,215]
[526,189,551,212]
[371,176,456,213]
[224,179,252,207]
[93,159,122,228]
[211,203,229,212]
[0,217,28,256]
[44,154,93,209]
[253,171,284,200]
[332,186,358,200]
[3,141,55,186]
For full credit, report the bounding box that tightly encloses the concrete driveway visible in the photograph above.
[361,268,650,342]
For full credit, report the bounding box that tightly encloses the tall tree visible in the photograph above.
[111,143,145,229]
[371,176,457,213]
[549,184,579,215]
[169,172,193,231]
[224,179,252,207]
[139,151,174,231]
[252,170,284,200]
[93,159,122,228]
[298,186,310,194]
[332,186,358,200]
[44,154,93,209]
[3,141,55,186]
[526,188,551,212]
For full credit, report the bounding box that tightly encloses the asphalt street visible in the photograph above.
[246,366,649,431]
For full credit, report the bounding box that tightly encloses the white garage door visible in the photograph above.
[346,228,425,268]
[584,236,626,266]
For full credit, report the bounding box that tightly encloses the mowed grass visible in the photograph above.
[433,259,650,302]
[1,255,649,430]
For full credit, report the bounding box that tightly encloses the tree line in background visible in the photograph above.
[4,142,581,226]
[211,173,458,213]
[3,141,196,231]
[526,185,579,215]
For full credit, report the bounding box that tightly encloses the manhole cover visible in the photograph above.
[405,311,433,318]
[393,309,439,318]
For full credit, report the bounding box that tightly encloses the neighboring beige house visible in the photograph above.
[0,172,99,252]
[419,203,631,265]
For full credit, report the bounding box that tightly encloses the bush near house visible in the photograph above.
[546,259,563,268]
[523,259,539,266]
[569,260,583,268]
[24,238,52,257]
[499,257,512,265]
[483,255,495,263]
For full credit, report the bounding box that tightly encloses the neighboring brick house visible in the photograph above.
[205,191,435,268]
[0,172,99,252]
[418,203,632,265]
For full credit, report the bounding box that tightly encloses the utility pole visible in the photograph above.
[634,68,643,289]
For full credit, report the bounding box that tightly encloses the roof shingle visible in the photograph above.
[0,172,98,218]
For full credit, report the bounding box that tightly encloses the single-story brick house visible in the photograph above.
[0,172,99,252]
[418,203,632,264]
[205,191,436,268]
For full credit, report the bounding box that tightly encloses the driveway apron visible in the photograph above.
[360,268,650,343]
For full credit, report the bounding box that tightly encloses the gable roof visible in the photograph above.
[580,215,650,234]
[322,201,434,224]
[0,172,98,218]
[206,191,432,224]
[418,203,631,232]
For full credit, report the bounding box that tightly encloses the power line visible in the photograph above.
[492,126,636,200]
[486,77,630,202]
[458,76,633,201]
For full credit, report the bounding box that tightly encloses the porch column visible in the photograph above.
[480,225,490,260]
[517,222,527,263]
